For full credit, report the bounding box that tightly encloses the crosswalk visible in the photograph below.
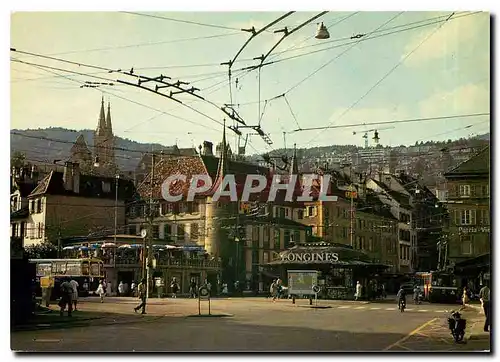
[323,305,449,313]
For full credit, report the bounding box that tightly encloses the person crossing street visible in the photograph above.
[134,278,147,315]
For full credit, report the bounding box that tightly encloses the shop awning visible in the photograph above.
[266,242,390,270]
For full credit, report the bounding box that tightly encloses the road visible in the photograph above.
[11,297,491,352]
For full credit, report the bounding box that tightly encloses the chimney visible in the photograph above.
[203,141,213,156]
[72,162,80,194]
[63,162,74,191]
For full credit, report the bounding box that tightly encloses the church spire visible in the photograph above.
[290,143,298,176]
[97,96,106,135]
[106,101,113,136]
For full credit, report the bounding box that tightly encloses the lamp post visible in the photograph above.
[114,174,119,245]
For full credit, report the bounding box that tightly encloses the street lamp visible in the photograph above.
[315,22,330,39]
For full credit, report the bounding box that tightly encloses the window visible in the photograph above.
[461,235,473,255]
[459,185,471,197]
[480,210,490,225]
[274,229,280,249]
[36,199,42,213]
[368,237,373,251]
[164,224,172,240]
[459,210,476,225]
[29,200,35,214]
[285,208,289,217]
[263,252,269,264]
[305,206,316,217]
[342,227,348,238]
[177,224,185,241]
[152,225,160,239]
[253,226,260,241]
[482,184,489,197]
[190,223,199,240]
[160,202,168,215]
[279,207,286,219]
[284,229,291,248]
[263,226,270,248]
[297,209,304,219]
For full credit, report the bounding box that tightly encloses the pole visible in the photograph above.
[114,175,119,244]
[146,152,155,299]
[350,185,354,247]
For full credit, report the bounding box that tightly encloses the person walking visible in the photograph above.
[96,280,105,303]
[461,287,470,308]
[355,281,362,301]
[479,284,490,332]
[106,280,112,297]
[69,279,79,311]
[118,281,125,297]
[134,278,147,314]
[59,278,73,317]
[270,280,278,302]
[189,278,197,298]
[171,277,179,298]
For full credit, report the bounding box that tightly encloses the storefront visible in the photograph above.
[453,253,490,295]
[266,242,391,300]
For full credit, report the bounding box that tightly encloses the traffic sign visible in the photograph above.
[312,285,321,294]
[199,286,210,299]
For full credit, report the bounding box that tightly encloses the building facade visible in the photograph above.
[24,161,136,247]
[443,146,490,265]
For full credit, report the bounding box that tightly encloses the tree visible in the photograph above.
[11,151,26,168]
[24,242,58,259]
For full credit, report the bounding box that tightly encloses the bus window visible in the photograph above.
[82,261,90,276]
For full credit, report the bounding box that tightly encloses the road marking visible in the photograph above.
[418,310,429,312]
[370,307,381,310]
[385,308,396,311]
[354,306,366,310]
[33,339,61,343]
[338,306,351,309]
[383,318,438,351]
[436,310,445,313]
[405,308,413,311]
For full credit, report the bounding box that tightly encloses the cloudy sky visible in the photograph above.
[10,11,490,153]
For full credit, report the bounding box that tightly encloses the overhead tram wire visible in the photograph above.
[121,11,243,31]
[10,50,235,129]
[231,11,481,77]
[45,32,244,56]
[289,113,490,133]
[302,11,458,146]
[16,59,222,133]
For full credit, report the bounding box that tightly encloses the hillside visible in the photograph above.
[10,127,169,171]
[11,127,490,182]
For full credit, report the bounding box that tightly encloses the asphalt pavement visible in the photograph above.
[11,297,491,352]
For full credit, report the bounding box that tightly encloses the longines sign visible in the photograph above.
[280,252,339,263]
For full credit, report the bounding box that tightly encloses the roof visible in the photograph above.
[13,180,37,197]
[11,206,29,220]
[371,179,410,207]
[267,242,390,267]
[137,154,271,200]
[29,171,137,200]
[444,146,490,177]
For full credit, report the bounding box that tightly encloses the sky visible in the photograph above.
[10,10,490,155]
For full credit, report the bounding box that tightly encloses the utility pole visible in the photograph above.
[114,174,119,244]
[146,151,155,298]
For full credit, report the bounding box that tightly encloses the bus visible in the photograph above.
[30,258,104,299]
[414,271,460,303]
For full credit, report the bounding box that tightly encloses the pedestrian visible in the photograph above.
[270,280,278,302]
[222,282,228,296]
[59,278,73,317]
[479,283,490,332]
[355,281,362,301]
[205,279,212,296]
[131,281,136,297]
[189,278,197,298]
[118,281,125,297]
[96,280,105,303]
[171,277,179,298]
[106,280,112,297]
[461,287,470,308]
[134,278,147,314]
[124,282,129,297]
[69,278,79,311]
